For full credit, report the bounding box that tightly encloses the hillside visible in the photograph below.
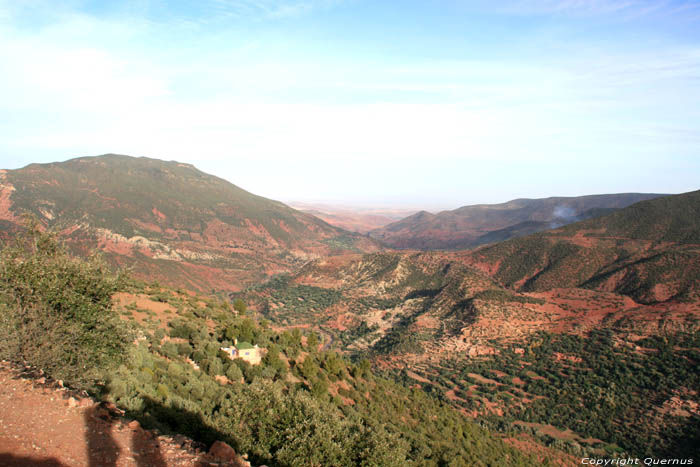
[243,249,700,459]
[467,190,700,303]
[0,155,380,292]
[370,193,665,250]
[0,362,225,466]
[0,227,542,466]
[242,192,700,459]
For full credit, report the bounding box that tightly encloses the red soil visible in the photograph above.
[504,433,578,466]
[0,173,19,223]
[113,292,177,330]
[152,208,167,220]
[130,219,164,233]
[0,363,216,467]
[405,371,432,384]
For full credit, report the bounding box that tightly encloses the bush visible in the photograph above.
[225,363,243,382]
[233,298,247,314]
[0,221,129,390]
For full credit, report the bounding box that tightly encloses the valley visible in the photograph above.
[1,155,698,465]
[242,191,700,461]
[3,1,698,464]
[286,201,417,234]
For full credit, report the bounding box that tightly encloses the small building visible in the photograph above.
[220,339,264,365]
[236,341,263,365]
[220,346,237,359]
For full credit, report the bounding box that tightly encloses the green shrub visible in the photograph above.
[0,222,129,390]
[225,363,243,382]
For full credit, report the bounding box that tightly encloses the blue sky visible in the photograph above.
[0,0,698,209]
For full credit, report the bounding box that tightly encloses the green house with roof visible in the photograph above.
[221,339,263,365]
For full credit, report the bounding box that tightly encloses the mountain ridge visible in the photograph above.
[466,189,700,303]
[0,154,381,293]
[370,192,667,250]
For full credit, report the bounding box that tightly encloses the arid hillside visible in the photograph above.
[370,193,665,250]
[0,362,254,466]
[0,227,541,466]
[244,192,700,460]
[466,190,700,303]
[0,155,381,293]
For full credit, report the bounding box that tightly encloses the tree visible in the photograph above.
[226,363,243,382]
[311,377,329,398]
[263,343,287,379]
[233,299,247,314]
[300,357,319,380]
[307,331,319,350]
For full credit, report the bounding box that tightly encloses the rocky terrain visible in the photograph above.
[0,225,537,466]
[1,154,697,463]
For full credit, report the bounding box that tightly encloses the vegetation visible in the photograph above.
[7,155,329,243]
[473,190,700,302]
[0,220,130,389]
[235,236,700,461]
[248,275,343,325]
[371,193,665,250]
[471,289,545,305]
[594,190,700,244]
[2,154,379,294]
[244,253,495,354]
[0,227,533,466]
[4,187,699,464]
[404,330,700,459]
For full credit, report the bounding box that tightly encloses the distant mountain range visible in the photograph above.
[287,201,416,234]
[0,154,380,292]
[369,193,666,250]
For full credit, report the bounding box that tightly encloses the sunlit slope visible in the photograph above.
[0,154,380,292]
[370,193,665,250]
[467,190,700,303]
[243,194,700,460]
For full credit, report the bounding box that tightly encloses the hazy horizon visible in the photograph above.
[1,1,699,207]
[4,152,686,213]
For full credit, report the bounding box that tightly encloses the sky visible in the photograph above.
[0,0,699,209]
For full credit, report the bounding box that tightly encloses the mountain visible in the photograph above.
[467,190,700,303]
[242,191,700,459]
[0,154,380,292]
[369,193,666,250]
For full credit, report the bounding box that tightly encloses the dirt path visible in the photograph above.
[0,362,244,467]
